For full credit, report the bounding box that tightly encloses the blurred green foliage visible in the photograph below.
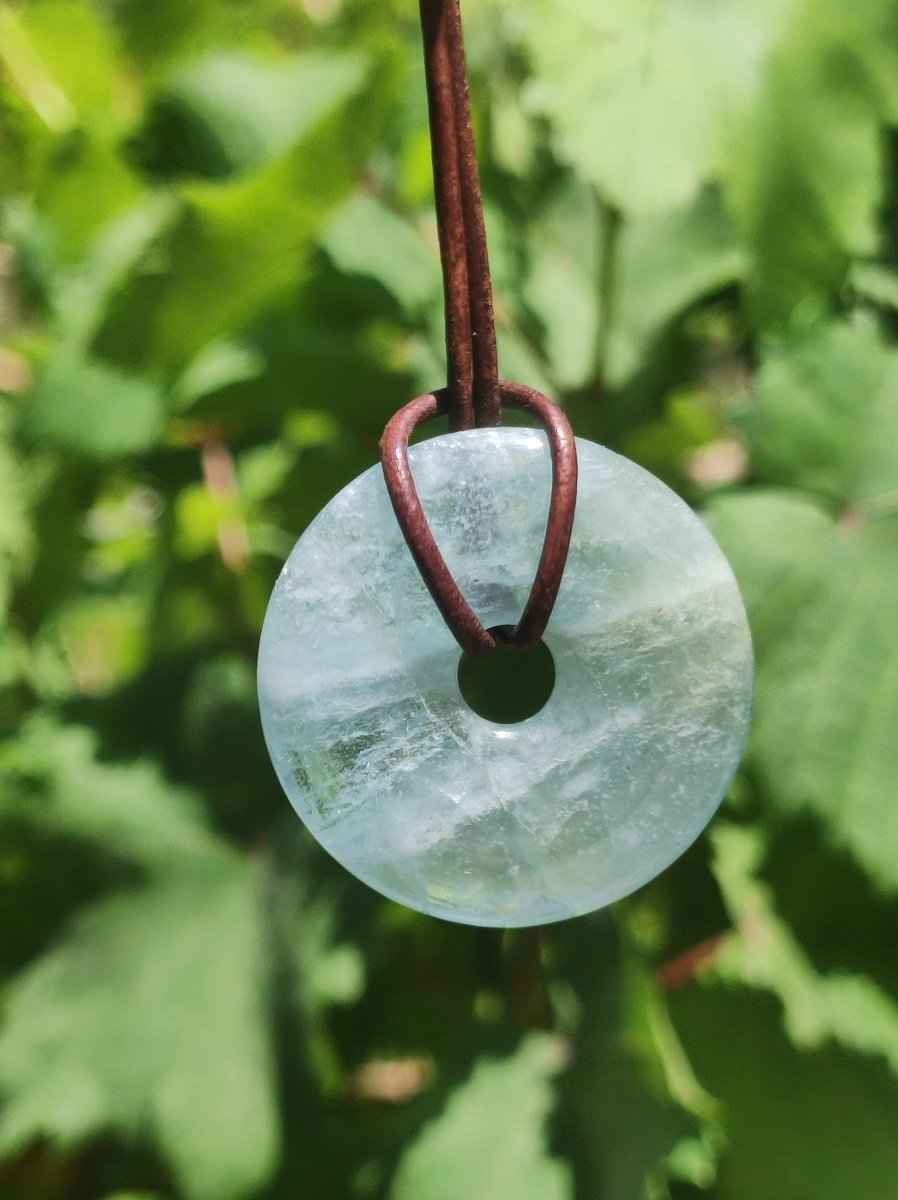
[1,0,898,1197]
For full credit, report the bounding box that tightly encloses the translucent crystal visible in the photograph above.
[258,429,753,926]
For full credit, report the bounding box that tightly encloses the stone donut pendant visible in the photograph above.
[257,427,753,927]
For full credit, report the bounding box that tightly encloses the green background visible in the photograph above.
[2,0,898,1197]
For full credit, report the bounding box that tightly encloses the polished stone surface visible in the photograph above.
[258,429,753,926]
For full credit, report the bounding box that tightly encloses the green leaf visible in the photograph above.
[19,352,165,459]
[610,191,744,385]
[672,982,898,1200]
[36,133,143,264]
[495,323,556,401]
[114,0,229,70]
[723,7,889,327]
[50,193,179,349]
[389,1034,571,1200]
[0,5,76,134]
[521,177,599,391]
[135,52,369,182]
[707,490,898,893]
[171,339,265,410]
[760,818,898,1001]
[850,261,898,312]
[94,52,379,375]
[710,823,898,1076]
[0,855,278,1200]
[742,317,898,505]
[840,0,898,122]
[321,192,441,316]
[518,0,772,216]
[1,720,217,871]
[12,1,119,127]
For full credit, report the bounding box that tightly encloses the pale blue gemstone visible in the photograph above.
[258,429,753,926]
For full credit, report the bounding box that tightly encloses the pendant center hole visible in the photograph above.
[457,627,556,724]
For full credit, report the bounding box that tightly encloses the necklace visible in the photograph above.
[257,0,753,926]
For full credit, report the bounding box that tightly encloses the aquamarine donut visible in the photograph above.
[258,428,753,926]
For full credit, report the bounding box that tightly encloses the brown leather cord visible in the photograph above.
[381,382,578,657]
[419,0,499,428]
[379,0,578,657]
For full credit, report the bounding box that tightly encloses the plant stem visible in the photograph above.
[594,197,623,390]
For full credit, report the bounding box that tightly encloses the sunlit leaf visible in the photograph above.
[1,720,216,870]
[521,176,599,391]
[390,1034,571,1200]
[672,984,898,1199]
[518,0,774,216]
[610,191,744,385]
[741,317,898,505]
[135,52,369,182]
[36,134,142,263]
[95,52,380,375]
[321,191,441,316]
[711,823,898,1076]
[708,490,898,893]
[2,1,118,131]
[19,352,165,459]
[0,855,278,1200]
[723,6,891,327]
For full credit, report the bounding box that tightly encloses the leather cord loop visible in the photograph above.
[381,383,578,657]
